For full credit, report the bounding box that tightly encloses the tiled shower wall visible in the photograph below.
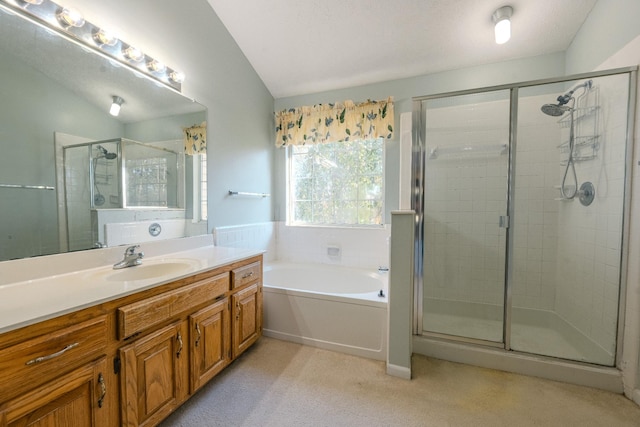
[512,94,562,311]
[212,221,390,269]
[554,75,628,354]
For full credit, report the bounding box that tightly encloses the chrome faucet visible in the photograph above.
[113,245,144,269]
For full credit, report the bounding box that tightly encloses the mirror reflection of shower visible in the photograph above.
[541,80,599,206]
[92,145,118,206]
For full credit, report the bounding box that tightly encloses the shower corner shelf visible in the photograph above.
[558,135,600,164]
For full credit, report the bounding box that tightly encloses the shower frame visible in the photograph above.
[411,66,637,368]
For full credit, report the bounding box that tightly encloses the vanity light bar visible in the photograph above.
[0,0,185,91]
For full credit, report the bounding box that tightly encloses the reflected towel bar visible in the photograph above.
[0,183,55,190]
[228,190,270,198]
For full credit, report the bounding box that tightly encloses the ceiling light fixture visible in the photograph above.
[109,95,124,117]
[492,5,513,45]
[0,0,185,91]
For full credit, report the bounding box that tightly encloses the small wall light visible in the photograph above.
[109,96,124,117]
[492,6,513,44]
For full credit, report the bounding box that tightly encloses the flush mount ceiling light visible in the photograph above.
[492,5,513,45]
[109,95,124,117]
[0,0,185,92]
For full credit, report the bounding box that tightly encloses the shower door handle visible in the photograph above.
[499,215,510,228]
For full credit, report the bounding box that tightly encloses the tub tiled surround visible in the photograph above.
[213,222,277,263]
[276,222,390,270]
[212,222,390,270]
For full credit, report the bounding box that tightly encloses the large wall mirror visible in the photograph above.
[0,6,207,262]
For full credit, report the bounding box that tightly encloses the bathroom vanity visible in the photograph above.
[0,245,263,427]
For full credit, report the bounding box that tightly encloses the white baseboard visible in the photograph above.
[386,363,411,379]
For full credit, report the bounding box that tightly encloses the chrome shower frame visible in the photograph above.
[411,66,637,371]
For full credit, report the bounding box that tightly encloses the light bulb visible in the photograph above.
[147,59,166,73]
[169,71,185,83]
[123,46,144,62]
[494,18,511,44]
[57,7,85,28]
[93,29,118,47]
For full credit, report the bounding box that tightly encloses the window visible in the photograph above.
[288,139,384,226]
[192,153,207,222]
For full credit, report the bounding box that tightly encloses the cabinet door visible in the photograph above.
[0,357,109,427]
[120,321,188,427]
[190,298,231,393]
[232,283,262,359]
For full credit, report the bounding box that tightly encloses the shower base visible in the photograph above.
[423,298,613,366]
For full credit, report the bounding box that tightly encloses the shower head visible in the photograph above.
[541,103,571,117]
[541,79,593,117]
[95,145,117,159]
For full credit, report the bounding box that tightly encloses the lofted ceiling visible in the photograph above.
[207,0,598,98]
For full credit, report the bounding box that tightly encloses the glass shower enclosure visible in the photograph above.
[413,67,636,366]
[63,138,182,251]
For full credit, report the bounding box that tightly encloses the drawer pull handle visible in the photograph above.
[25,342,79,365]
[176,332,183,358]
[98,373,106,408]
[195,323,201,347]
[241,271,254,279]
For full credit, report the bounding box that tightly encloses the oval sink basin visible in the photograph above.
[86,259,198,283]
[100,261,195,282]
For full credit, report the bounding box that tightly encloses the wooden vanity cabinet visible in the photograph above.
[119,321,188,427]
[0,255,263,427]
[231,267,263,359]
[0,357,109,427]
[0,315,111,427]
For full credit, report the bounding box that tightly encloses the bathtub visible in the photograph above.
[262,262,388,360]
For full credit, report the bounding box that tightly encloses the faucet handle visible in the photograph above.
[124,245,140,255]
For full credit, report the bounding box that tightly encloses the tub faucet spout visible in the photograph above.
[113,245,144,269]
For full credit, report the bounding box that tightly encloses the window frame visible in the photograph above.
[286,138,386,228]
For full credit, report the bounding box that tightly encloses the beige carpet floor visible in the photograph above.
[160,337,640,427]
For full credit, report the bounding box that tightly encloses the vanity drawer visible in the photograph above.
[231,261,262,289]
[118,272,229,339]
[0,315,107,402]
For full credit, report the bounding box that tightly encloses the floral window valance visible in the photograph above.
[275,97,394,147]
[183,121,207,155]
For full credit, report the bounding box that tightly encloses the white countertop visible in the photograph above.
[0,244,263,334]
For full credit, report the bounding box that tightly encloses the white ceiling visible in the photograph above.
[207,0,598,99]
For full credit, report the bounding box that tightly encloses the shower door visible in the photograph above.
[420,90,511,344]
[416,68,635,366]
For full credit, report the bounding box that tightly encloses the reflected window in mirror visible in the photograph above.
[193,153,208,222]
